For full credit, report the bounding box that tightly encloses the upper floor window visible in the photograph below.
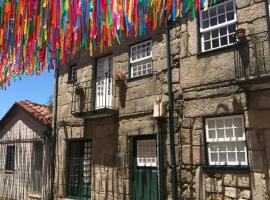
[200,0,237,52]
[68,64,77,83]
[130,40,153,78]
[205,115,248,166]
[5,145,15,171]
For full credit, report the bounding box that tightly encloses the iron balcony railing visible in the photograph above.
[234,31,270,80]
[71,73,115,116]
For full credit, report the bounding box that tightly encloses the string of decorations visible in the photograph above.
[0,0,216,87]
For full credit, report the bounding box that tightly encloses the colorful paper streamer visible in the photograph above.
[0,0,215,88]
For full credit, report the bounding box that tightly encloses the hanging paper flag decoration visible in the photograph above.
[0,0,215,88]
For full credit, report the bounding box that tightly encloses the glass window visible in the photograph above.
[68,64,77,83]
[130,41,153,78]
[205,115,248,166]
[136,139,157,167]
[200,0,237,52]
[5,145,15,171]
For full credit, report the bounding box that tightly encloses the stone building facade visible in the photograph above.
[54,0,270,199]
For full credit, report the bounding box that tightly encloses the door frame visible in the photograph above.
[132,134,158,200]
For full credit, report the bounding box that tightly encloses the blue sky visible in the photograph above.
[0,71,55,119]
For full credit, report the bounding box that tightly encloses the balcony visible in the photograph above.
[71,73,118,118]
[234,31,270,90]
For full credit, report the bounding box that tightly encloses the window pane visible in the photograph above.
[235,128,244,138]
[210,8,217,17]
[210,17,217,26]
[226,1,234,11]
[212,29,219,38]
[227,12,234,21]
[216,119,224,128]
[225,119,233,127]
[220,153,226,162]
[228,152,236,162]
[234,117,243,127]
[218,14,226,24]
[204,41,211,50]
[220,27,227,36]
[203,20,209,29]
[209,130,216,139]
[204,32,210,40]
[208,120,215,129]
[218,4,225,14]
[202,11,209,19]
[211,153,218,162]
[217,129,225,139]
[221,37,228,46]
[225,128,233,138]
[237,152,246,162]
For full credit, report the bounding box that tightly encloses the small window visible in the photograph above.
[200,0,237,52]
[5,145,15,171]
[136,139,157,167]
[205,115,248,166]
[68,64,77,83]
[130,40,153,78]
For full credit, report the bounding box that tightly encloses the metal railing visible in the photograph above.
[71,73,114,116]
[234,31,270,80]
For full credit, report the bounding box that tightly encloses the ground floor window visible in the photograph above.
[67,140,92,199]
[205,115,248,166]
[5,144,15,171]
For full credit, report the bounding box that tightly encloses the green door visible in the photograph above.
[133,137,158,200]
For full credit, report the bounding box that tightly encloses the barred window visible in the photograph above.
[5,145,15,171]
[136,139,157,167]
[200,0,237,52]
[205,115,248,166]
[130,41,153,78]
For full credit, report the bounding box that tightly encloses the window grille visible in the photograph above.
[130,40,153,78]
[200,0,237,52]
[136,139,157,167]
[205,115,248,166]
[67,141,92,198]
[5,145,15,171]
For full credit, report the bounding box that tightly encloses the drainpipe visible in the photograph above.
[157,118,165,200]
[51,67,59,200]
[165,20,178,200]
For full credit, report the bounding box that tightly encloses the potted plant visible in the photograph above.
[114,71,126,81]
[114,71,126,86]
[236,28,246,40]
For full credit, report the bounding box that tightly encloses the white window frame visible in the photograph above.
[130,40,153,78]
[205,115,248,166]
[199,0,237,52]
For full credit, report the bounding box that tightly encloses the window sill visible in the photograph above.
[5,170,15,174]
[127,73,153,82]
[197,44,235,57]
[202,165,250,172]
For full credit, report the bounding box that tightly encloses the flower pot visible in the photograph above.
[236,28,246,40]
[114,71,126,82]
